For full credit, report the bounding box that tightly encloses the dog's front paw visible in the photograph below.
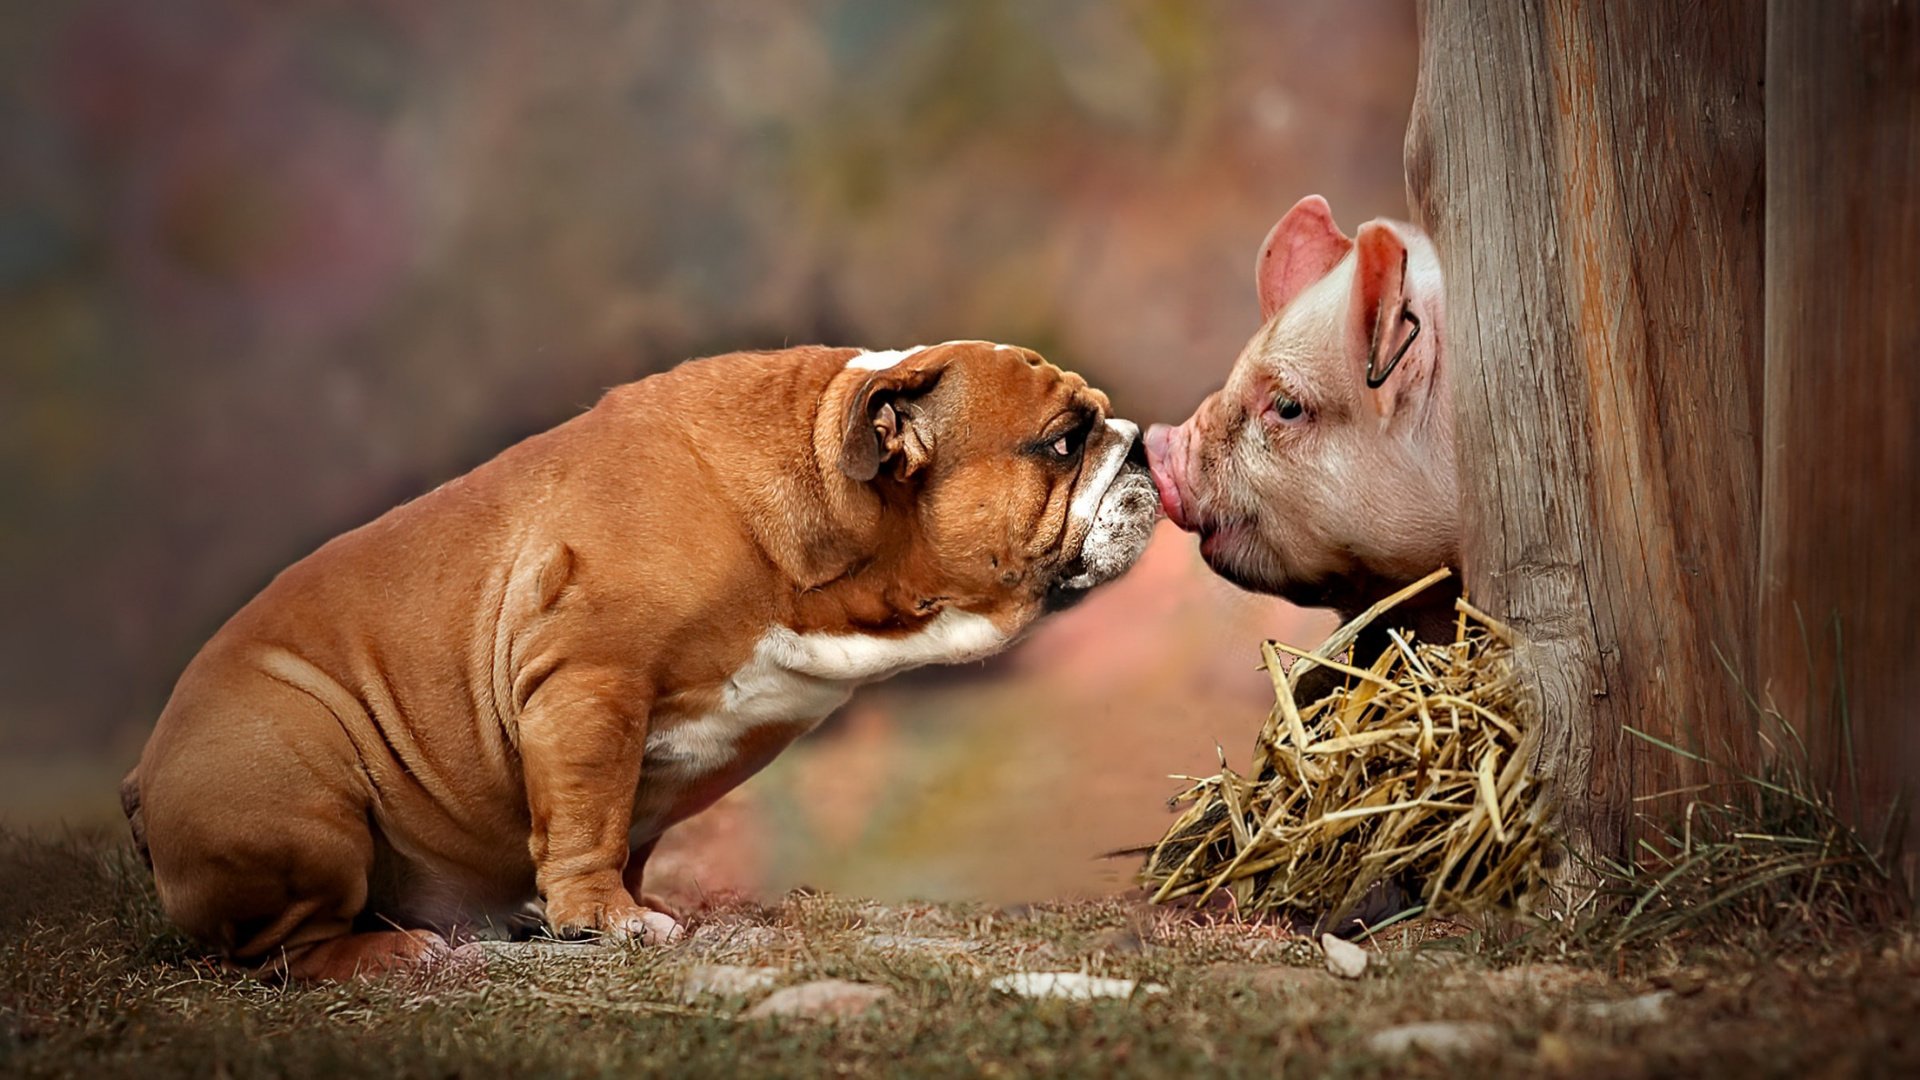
[546,890,683,945]
[619,907,685,945]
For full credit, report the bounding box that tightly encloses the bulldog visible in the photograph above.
[122,341,1158,979]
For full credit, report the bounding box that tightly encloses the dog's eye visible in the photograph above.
[1272,394,1306,422]
[1045,422,1090,460]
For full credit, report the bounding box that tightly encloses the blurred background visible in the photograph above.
[0,0,1415,903]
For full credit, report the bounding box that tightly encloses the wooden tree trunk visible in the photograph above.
[1759,1,1920,862]
[1409,1,1920,882]
[1404,2,1768,870]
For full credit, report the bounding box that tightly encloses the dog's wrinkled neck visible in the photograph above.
[783,519,959,636]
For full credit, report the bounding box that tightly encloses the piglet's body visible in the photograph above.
[1145,195,1458,632]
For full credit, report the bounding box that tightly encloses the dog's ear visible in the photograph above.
[838,357,945,482]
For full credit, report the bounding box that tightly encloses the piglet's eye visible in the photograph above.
[1272,394,1306,422]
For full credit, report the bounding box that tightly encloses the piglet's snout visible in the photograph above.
[1145,422,1196,532]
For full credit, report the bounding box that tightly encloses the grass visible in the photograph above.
[1483,621,1912,968]
[3,830,1919,1078]
[1556,726,1907,957]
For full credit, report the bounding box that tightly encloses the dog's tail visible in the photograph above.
[120,767,152,868]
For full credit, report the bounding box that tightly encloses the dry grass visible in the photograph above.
[1541,709,1909,960]
[1141,569,1551,930]
[2,829,1918,1078]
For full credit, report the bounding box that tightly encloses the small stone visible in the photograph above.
[681,964,781,1002]
[1578,990,1673,1025]
[1535,1031,1577,1072]
[1365,1021,1503,1057]
[1088,928,1149,955]
[1321,934,1369,979]
[860,933,982,954]
[1651,968,1706,996]
[1203,963,1325,994]
[744,979,891,1020]
[1477,962,1605,998]
[990,972,1167,1000]
[470,939,598,962]
[689,922,784,957]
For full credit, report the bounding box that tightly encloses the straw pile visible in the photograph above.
[1141,568,1551,926]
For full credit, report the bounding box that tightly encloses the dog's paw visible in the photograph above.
[282,928,454,981]
[612,907,685,946]
[546,892,683,945]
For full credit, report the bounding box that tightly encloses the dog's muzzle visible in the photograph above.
[1046,421,1160,610]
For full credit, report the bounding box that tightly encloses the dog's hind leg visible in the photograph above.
[136,670,452,981]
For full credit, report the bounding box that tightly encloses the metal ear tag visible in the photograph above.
[1365,304,1422,389]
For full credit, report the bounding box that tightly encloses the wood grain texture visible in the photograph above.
[1760,0,1920,857]
[1405,1,1765,866]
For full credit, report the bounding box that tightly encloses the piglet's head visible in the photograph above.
[1256,195,1440,422]
[1145,194,1457,613]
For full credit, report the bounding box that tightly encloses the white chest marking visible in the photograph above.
[635,610,1008,832]
[756,607,1008,682]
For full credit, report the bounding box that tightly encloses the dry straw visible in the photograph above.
[1141,568,1551,927]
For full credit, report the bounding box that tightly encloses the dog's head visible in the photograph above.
[827,340,1158,637]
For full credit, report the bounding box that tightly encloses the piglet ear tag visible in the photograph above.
[1366,295,1420,390]
[1348,221,1418,418]
[1255,194,1355,321]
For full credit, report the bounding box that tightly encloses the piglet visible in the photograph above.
[1145,195,1458,638]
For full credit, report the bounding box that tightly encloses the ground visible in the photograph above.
[3,832,1916,1078]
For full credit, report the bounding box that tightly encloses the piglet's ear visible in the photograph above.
[838,360,943,482]
[1347,221,1416,419]
[1255,195,1354,321]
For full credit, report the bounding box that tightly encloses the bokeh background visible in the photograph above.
[1,0,1415,903]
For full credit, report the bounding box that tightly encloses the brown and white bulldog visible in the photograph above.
[121,340,1157,979]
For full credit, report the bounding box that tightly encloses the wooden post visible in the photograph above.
[1404,3,1767,869]
[1760,1,1920,862]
